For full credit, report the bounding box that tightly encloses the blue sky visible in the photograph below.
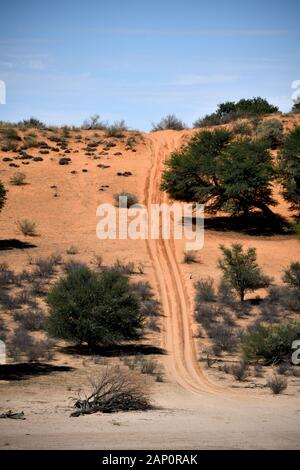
[0,0,299,130]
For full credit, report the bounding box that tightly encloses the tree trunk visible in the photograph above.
[256,202,275,218]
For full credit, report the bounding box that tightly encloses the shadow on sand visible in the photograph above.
[0,363,73,381]
[0,239,37,251]
[60,343,166,357]
[185,212,292,236]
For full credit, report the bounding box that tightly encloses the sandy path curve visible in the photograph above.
[144,131,222,395]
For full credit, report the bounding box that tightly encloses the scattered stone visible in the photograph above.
[59,157,71,165]
[117,171,132,177]
[97,164,110,169]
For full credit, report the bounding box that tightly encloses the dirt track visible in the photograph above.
[144,131,221,395]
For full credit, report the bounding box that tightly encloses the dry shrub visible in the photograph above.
[71,366,152,416]
[13,308,46,331]
[17,219,37,236]
[140,358,159,375]
[231,361,249,381]
[9,326,54,362]
[195,277,216,303]
[112,259,136,274]
[267,374,287,394]
[183,251,198,264]
[10,172,27,185]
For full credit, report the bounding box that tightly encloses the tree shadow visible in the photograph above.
[186,212,292,236]
[0,239,37,251]
[0,363,73,381]
[60,343,166,357]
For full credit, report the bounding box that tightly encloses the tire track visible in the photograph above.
[144,132,222,395]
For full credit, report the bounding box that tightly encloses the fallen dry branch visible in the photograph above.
[70,366,152,417]
[0,410,25,420]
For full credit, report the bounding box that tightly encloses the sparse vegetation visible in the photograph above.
[9,325,53,362]
[13,309,46,331]
[10,172,27,185]
[105,120,128,138]
[17,219,37,236]
[20,117,45,129]
[267,374,287,394]
[66,245,78,255]
[183,251,198,264]
[193,97,279,127]
[194,278,216,303]
[82,114,107,130]
[112,259,136,275]
[230,361,249,381]
[152,114,186,131]
[114,191,138,208]
[256,119,283,149]
[241,321,300,363]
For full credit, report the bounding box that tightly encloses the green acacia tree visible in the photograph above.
[217,139,276,216]
[161,130,276,217]
[279,126,300,212]
[218,243,272,301]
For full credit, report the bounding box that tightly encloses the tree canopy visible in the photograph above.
[279,126,300,212]
[161,129,276,216]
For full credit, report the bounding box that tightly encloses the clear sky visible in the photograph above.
[0,0,300,130]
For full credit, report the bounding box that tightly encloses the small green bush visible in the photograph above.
[256,119,283,148]
[20,117,45,129]
[232,121,252,136]
[193,113,221,128]
[46,267,144,348]
[241,321,300,362]
[283,261,300,300]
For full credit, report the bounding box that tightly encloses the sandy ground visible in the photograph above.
[0,119,300,449]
